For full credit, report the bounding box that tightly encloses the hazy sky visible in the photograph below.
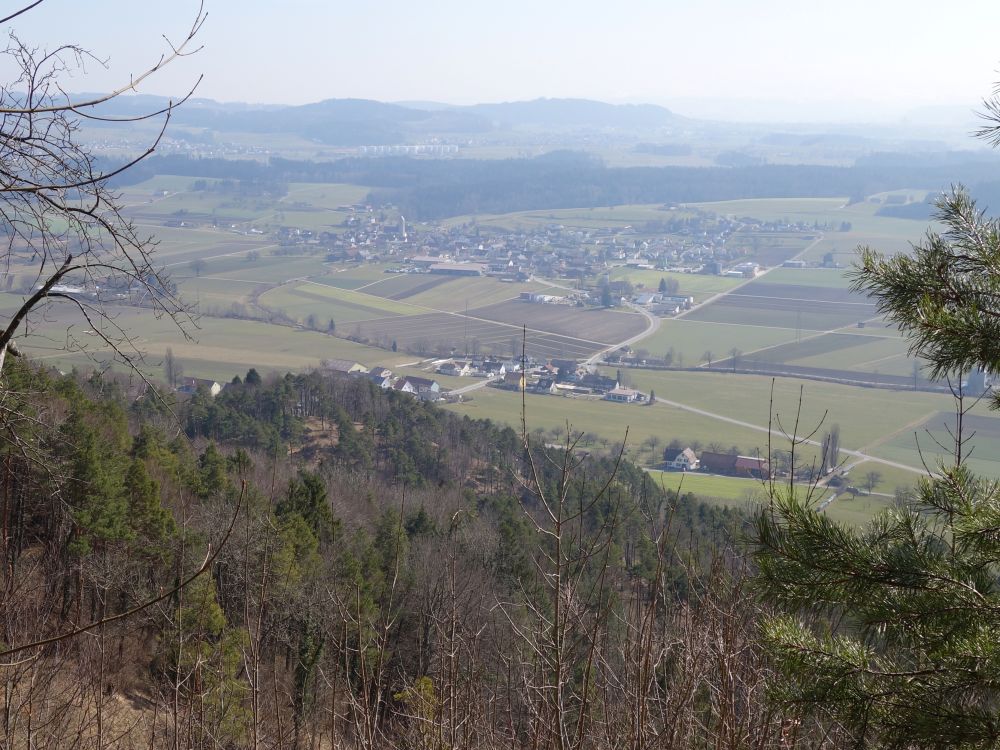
[7,0,1000,122]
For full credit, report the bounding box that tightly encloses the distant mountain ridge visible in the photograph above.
[74,93,684,145]
[467,98,681,128]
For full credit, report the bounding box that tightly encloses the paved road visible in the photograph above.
[585,300,660,366]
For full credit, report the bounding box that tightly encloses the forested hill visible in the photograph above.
[0,360,747,747]
[112,151,1000,219]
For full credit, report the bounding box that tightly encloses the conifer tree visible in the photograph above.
[754,97,1000,745]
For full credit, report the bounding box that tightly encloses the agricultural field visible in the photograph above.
[746,332,915,378]
[683,285,879,331]
[359,276,562,311]
[637,247,930,384]
[319,264,398,289]
[441,204,700,231]
[867,411,1000,480]
[350,311,610,360]
[447,387,772,460]
[122,178,375,233]
[258,281,426,324]
[689,197,935,267]
[471,302,645,343]
[761,267,856,288]
[645,469,767,503]
[8,298,414,381]
[622,369,948,456]
[633,318,801,365]
[607,267,742,298]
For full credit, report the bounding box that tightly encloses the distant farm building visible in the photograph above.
[408,255,444,268]
[519,292,561,303]
[501,371,527,391]
[604,387,643,403]
[664,447,699,471]
[429,262,484,277]
[178,377,222,397]
[323,359,369,375]
[437,360,475,377]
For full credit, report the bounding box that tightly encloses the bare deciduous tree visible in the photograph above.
[0,1,206,379]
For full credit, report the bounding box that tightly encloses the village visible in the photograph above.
[316,204,828,302]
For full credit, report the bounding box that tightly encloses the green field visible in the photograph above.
[688,197,934,270]
[622,369,947,453]
[645,469,767,502]
[634,318,801,364]
[448,387,773,462]
[608,267,742,298]
[10,299,414,382]
[122,178,374,233]
[441,204,699,231]
[761,267,855,288]
[258,281,427,323]
[363,276,557,311]
[320,264,398,289]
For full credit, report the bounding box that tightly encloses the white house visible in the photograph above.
[667,448,699,471]
[394,376,442,401]
[178,377,222,397]
[604,387,643,403]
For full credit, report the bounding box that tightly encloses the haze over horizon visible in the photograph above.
[7,0,999,125]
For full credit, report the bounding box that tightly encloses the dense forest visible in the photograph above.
[2,359,826,750]
[112,152,1000,220]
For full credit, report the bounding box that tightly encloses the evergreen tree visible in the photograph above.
[754,185,1000,747]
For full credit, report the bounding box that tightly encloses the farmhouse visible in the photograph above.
[664,447,699,471]
[659,295,694,309]
[178,377,222,397]
[579,372,618,393]
[437,359,475,377]
[501,371,527,391]
[529,377,558,394]
[323,358,369,375]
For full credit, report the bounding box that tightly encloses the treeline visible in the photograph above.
[107,151,1000,220]
[1,360,844,750]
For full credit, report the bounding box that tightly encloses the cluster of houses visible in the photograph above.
[172,364,446,403]
[322,359,444,400]
[246,198,821,291]
[448,356,648,403]
[663,447,772,479]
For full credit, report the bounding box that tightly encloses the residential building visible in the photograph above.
[394,376,442,400]
[323,358,368,375]
[664,447,699,471]
[501,371,527,391]
[178,377,222,397]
